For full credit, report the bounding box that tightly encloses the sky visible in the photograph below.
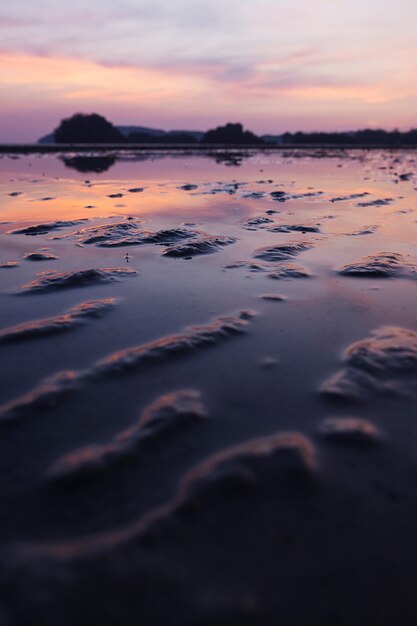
[1,0,417,141]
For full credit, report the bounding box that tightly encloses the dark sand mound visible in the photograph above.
[9,220,88,236]
[0,299,116,344]
[240,216,273,229]
[270,190,287,201]
[261,294,286,301]
[127,187,144,193]
[286,191,324,200]
[253,242,313,262]
[267,263,311,279]
[23,252,58,261]
[0,262,19,268]
[329,192,370,203]
[68,222,143,245]
[337,252,416,278]
[209,182,246,195]
[398,172,413,181]
[224,260,311,279]
[179,184,198,191]
[242,191,266,199]
[346,225,378,236]
[356,197,393,207]
[20,268,137,294]
[99,228,199,248]
[68,223,199,247]
[224,261,271,272]
[270,190,323,202]
[141,228,199,245]
[269,224,320,233]
[49,390,207,482]
[318,417,381,445]
[192,182,247,196]
[163,236,237,257]
[321,326,417,401]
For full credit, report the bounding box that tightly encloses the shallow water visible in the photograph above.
[1,149,417,625]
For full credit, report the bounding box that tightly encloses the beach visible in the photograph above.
[1,147,417,624]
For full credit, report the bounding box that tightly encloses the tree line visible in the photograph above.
[53,114,265,145]
[52,113,417,146]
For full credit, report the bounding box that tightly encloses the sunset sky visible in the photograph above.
[1,0,417,141]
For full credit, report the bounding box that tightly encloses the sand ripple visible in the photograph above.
[337,252,416,278]
[20,268,137,293]
[49,390,207,482]
[0,299,116,344]
[9,219,88,236]
[163,236,237,257]
[254,242,313,262]
[321,326,417,401]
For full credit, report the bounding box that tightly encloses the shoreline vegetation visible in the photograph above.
[3,113,417,151]
[4,144,417,153]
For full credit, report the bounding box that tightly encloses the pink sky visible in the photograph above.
[1,0,417,141]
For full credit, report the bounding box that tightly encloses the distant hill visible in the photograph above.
[38,133,56,144]
[202,123,264,145]
[33,118,417,148]
[53,113,124,144]
[126,132,198,144]
[39,125,204,144]
[280,129,417,146]
[168,130,204,141]
[117,125,167,137]
[118,126,204,141]
[261,134,283,145]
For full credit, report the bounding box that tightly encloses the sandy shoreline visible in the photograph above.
[1,149,417,625]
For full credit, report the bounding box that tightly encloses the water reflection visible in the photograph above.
[61,155,116,173]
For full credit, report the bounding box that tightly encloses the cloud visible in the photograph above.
[1,0,417,140]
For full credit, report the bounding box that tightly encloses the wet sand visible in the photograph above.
[1,148,417,625]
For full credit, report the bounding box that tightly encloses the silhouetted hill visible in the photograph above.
[39,124,204,144]
[38,133,55,144]
[167,130,204,141]
[53,113,124,144]
[117,125,167,137]
[126,132,198,144]
[261,134,284,145]
[119,126,204,141]
[36,113,417,147]
[202,123,264,144]
[280,129,417,146]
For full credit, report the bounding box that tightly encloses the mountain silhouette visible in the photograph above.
[54,113,124,143]
[202,122,264,144]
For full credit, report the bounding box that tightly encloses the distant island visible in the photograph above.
[43,114,264,145]
[37,112,417,147]
[53,113,124,144]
